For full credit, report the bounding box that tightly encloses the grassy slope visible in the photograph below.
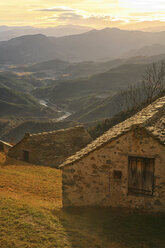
[0,153,165,248]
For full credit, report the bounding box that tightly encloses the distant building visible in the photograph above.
[8,126,92,168]
[60,96,165,211]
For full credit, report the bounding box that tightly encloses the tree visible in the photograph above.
[119,85,143,111]
[119,60,165,112]
[142,60,165,103]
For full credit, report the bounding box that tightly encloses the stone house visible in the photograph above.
[60,96,165,211]
[8,126,92,168]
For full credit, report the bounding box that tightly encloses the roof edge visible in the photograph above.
[59,124,165,169]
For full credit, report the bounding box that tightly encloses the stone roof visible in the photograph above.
[59,96,165,168]
[9,126,92,167]
[13,125,90,144]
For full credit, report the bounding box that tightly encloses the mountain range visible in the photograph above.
[0,25,93,41]
[1,28,165,64]
[123,44,165,58]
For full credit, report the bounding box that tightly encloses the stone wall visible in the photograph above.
[62,129,165,211]
[8,127,92,168]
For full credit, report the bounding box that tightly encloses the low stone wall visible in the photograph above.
[62,129,165,212]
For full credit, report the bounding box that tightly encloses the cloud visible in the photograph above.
[56,12,83,21]
[47,12,127,28]
[33,2,165,29]
[35,6,80,12]
[129,12,165,22]
[119,0,165,11]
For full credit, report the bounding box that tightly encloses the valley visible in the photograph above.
[0,28,165,143]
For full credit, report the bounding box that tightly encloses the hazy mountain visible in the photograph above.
[53,28,165,62]
[1,28,165,64]
[123,44,165,58]
[0,25,93,41]
[0,34,63,64]
[22,53,165,81]
[26,59,70,79]
[142,26,165,32]
[24,58,124,80]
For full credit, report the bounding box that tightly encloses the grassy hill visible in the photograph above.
[0,72,61,119]
[0,72,39,92]
[0,86,57,118]
[0,152,165,248]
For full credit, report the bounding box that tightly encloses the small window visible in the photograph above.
[23,150,29,162]
[113,170,122,179]
[128,156,154,196]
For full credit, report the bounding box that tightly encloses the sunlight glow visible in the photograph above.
[0,0,165,29]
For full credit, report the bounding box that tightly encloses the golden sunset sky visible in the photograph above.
[1,0,165,30]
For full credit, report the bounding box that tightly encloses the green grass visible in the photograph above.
[0,153,165,248]
[0,197,70,248]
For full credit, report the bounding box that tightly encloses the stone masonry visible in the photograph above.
[60,96,165,211]
[8,126,92,168]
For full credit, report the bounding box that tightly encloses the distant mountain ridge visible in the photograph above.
[19,53,165,81]
[123,44,165,58]
[0,25,93,41]
[1,28,165,64]
[0,34,62,64]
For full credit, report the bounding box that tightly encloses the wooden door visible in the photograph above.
[23,150,29,162]
[128,157,154,196]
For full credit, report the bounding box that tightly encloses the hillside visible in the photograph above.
[123,44,165,58]
[1,28,165,64]
[0,34,62,64]
[20,53,165,82]
[27,59,70,73]
[33,63,146,102]
[0,152,165,248]
[0,86,57,119]
[33,63,146,122]
[0,72,62,119]
[0,72,42,92]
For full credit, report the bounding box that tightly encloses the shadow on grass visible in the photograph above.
[53,207,165,248]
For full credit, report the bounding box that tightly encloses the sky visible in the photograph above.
[1,0,165,30]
